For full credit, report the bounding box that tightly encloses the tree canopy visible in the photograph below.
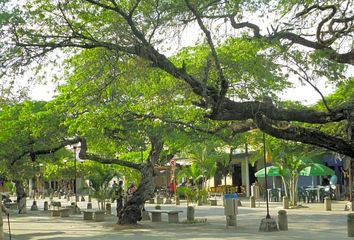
[0,0,353,157]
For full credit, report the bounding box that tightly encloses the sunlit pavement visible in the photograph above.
[2,197,353,240]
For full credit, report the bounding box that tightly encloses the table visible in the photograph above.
[305,186,324,202]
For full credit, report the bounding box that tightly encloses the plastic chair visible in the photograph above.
[270,189,280,202]
[297,188,306,203]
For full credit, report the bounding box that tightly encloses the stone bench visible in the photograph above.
[49,201,62,209]
[49,208,71,217]
[146,210,183,223]
[83,210,106,222]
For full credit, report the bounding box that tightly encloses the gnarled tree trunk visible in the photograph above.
[14,180,27,214]
[118,163,155,224]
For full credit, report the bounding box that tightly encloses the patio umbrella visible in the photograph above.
[255,166,281,188]
[255,166,281,177]
[299,163,335,186]
[299,163,334,177]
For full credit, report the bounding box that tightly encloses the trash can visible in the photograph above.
[224,193,238,228]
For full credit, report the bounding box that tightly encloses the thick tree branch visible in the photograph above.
[255,113,354,157]
[81,0,213,103]
[10,137,82,166]
[211,98,347,123]
[147,135,163,167]
[79,138,140,169]
[128,0,142,18]
[16,39,136,55]
[131,112,255,136]
[83,0,117,12]
[229,15,354,65]
[229,16,261,37]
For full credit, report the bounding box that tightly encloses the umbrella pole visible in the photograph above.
[273,176,275,189]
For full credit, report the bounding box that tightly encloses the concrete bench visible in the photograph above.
[49,201,62,209]
[83,210,106,222]
[49,208,71,217]
[146,210,183,223]
[59,208,71,217]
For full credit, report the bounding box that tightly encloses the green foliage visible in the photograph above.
[85,161,121,201]
[177,186,208,206]
[0,0,352,204]
[3,181,15,195]
[177,186,197,206]
[322,78,354,107]
[265,137,324,206]
[0,100,71,182]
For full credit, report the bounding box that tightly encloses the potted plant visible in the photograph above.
[177,186,197,221]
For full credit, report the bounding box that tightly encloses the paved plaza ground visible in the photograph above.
[2,197,354,240]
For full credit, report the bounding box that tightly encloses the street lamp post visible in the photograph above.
[263,133,271,219]
[73,146,78,213]
[258,132,278,232]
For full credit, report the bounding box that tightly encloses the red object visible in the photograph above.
[169,182,176,193]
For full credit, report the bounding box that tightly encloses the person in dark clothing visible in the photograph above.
[114,180,124,217]
[322,177,330,186]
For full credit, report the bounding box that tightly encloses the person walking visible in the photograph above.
[168,180,176,198]
[114,180,124,217]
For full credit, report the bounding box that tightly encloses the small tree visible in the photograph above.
[269,141,313,207]
[177,186,196,207]
[276,155,307,206]
[84,162,121,209]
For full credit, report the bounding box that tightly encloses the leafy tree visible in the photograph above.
[268,141,311,206]
[84,161,121,209]
[1,0,353,158]
[0,49,214,224]
[1,0,354,224]
[0,100,71,208]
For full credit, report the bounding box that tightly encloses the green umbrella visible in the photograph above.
[254,166,281,177]
[299,163,335,177]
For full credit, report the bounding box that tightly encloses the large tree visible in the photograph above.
[1,0,353,157]
[0,97,164,224]
[0,45,224,224]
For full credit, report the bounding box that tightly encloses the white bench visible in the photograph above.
[83,209,106,222]
[146,210,183,223]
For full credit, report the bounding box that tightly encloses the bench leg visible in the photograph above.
[83,212,94,220]
[94,213,105,222]
[168,213,179,223]
[60,210,70,217]
[51,211,60,217]
[151,212,162,222]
